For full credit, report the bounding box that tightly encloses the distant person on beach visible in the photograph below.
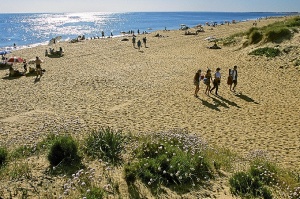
[137,40,142,51]
[227,69,233,90]
[193,69,202,97]
[230,65,238,92]
[9,66,23,77]
[1,55,5,63]
[142,37,147,48]
[23,59,27,73]
[35,56,43,79]
[132,36,136,48]
[101,31,105,38]
[204,69,213,96]
[210,68,221,95]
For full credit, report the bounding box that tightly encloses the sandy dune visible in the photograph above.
[0,16,299,175]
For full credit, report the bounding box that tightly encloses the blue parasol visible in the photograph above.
[0,50,11,55]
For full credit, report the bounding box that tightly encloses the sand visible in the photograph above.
[0,16,299,197]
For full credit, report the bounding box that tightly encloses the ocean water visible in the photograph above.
[0,12,296,50]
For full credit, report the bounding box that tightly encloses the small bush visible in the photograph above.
[84,127,125,165]
[286,16,300,27]
[86,187,105,199]
[249,30,263,44]
[264,27,291,42]
[247,27,260,37]
[249,160,279,185]
[0,147,8,166]
[124,130,214,189]
[229,171,273,198]
[48,135,81,166]
[249,47,281,57]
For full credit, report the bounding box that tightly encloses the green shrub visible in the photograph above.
[229,171,273,198]
[47,135,81,166]
[264,27,291,42]
[249,160,278,186]
[0,147,8,166]
[86,187,105,199]
[84,127,125,165]
[124,130,213,188]
[247,27,260,37]
[249,47,281,57]
[249,30,263,44]
[286,16,300,27]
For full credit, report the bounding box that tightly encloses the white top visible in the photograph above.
[231,70,237,80]
[215,71,221,78]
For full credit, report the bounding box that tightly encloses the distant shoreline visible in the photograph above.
[1,12,298,50]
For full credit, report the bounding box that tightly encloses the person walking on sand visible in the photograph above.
[210,68,221,95]
[143,37,147,48]
[132,36,136,48]
[23,59,28,73]
[231,65,238,92]
[193,69,202,97]
[137,40,142,51]
[227,69,233,90]
[204,69,213,96]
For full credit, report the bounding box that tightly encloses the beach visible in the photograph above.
[0,16,299,198]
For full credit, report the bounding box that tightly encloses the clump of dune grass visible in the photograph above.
[230,155,300,199]
[223,16,300,46]
[249,47,281,57]
[83,127,126,166]
[48,135,81,167]
[124,129,235,196]
[0,146,8,167]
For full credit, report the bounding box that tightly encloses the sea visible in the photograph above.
[0,12,297,51]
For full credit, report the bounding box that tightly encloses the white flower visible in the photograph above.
[81,182,86,186]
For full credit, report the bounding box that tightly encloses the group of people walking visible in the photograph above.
[194,65,238,98]
[132,36,147,51]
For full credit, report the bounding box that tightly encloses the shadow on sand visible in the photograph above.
[2,75,23,80]
[216,95,241,108]
[234,92,259,104]
[197,97,220,111]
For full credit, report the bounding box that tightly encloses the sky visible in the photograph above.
[0,0,299,13]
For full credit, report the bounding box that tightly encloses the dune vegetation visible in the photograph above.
[0,128,299,199]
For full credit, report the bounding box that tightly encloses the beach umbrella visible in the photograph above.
[7,56,24,64]
[0,50,11,55]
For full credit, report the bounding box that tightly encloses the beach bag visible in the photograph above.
[227,76,233,85]
[203,78,208,84]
